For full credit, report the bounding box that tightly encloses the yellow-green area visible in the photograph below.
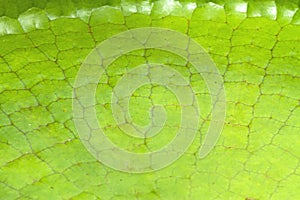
[0,0,300,199]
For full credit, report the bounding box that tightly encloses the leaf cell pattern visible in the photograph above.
[0,0,300,199]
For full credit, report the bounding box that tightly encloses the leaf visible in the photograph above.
[0,0,299,199]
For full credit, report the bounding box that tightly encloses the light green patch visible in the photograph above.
[56,32,94,51]
[31,80,72,106]
[152,16,188,33]
[226,102,253,125]
[273,40,300,57]
[229,45,271,67]
[70,192,100,200]
[0,110,10,126]
[20,174,82,200]
[194,35,231,56]
[0,154,53,189]
[0,183,19,200]
[0,34,33,55]
[221,124,248,148]
[0,73,24,93]
[245,145,298,180]
[225,82,260,105]
[261,75,300,99]
[50,18,88,35]
[90,7,124,26]
[272,126,300,157]
[229,170,277,199]
[191,3,226,22]
[254,94,298,121]
[190,171,228,199]
[10,106,54,133]
[0,90,38,114]
[37,139,94,172]
[248,118,282,152]
[267,57,300,76]
[27,29,56,46]
[190,20,233,39]
[0,126,31,153]
[27,122,74,152]
[156,177,190,199]
[272,175,300,199]
[47,99,72,123]
[91,24,128,42]
[125,13,151,28]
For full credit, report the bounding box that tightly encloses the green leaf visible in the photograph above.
[0,0,300,199]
